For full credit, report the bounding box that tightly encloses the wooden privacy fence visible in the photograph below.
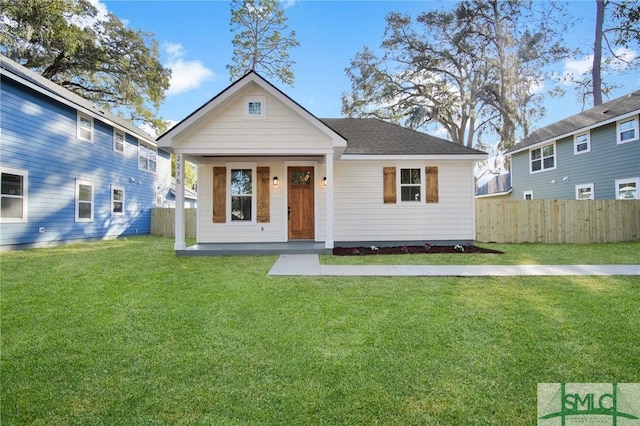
[151,208,197,238]
[476,199,640,243]
[151,201,640,243]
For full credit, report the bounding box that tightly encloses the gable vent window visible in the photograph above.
[244,96,266,119]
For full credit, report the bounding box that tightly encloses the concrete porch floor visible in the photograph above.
[176,241,332,256]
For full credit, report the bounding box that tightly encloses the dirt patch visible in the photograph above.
[333,244,504,256]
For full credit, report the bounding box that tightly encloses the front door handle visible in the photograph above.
[288,206,291,220]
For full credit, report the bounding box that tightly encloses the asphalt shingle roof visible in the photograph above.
[320,118,485,156]
[507,90,640,153]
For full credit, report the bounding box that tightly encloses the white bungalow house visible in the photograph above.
[156,71,486,254]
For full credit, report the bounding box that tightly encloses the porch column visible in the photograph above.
[174,153,186,250]
[324,153,334,249]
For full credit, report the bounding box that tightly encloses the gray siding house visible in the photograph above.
[506,91,640,200]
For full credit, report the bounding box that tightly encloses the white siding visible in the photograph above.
[333,160,476,242]
[197,159,328,243]
[174,84,333,152]
[196,158,476,244]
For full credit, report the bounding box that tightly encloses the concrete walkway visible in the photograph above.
[267,254,640,277]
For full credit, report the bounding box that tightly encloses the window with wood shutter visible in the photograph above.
[383,167,396,203]
[383,166,439,204]
[212,167,226,223]
[256,166,270,223]
[426,166,439,203]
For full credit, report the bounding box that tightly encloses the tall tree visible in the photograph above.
[342,0,569,153]
[0,0,171,132]
[591,0,640,106]
[227,0,299,86]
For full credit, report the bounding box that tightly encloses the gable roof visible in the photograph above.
[0,54,156,144]
[321,118,486,157]
[508,90,640,154]
[157,70,347,151]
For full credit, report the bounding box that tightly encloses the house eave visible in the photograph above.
[508,108,640,155]
[340,154,487,161]
[0,66,157,146]
[475,188,513,198]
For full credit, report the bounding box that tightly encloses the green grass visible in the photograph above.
[322,241,640,265]
[2,237,639,425]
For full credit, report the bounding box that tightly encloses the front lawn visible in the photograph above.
[2,237,639,424]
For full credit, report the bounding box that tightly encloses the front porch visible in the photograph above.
[176,241,331,256]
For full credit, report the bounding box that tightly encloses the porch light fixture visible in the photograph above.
[323,177,327,187]
[273,176,279,187]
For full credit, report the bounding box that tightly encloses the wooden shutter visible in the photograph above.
[257,166,270,223]
[383,167,396,203]
[213,167,226,223]
[426,166,439,203]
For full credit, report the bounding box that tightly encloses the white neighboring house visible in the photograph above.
[156,71,486,253]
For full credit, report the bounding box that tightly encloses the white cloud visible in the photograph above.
[609,47,638,71]
[163,43,215,96]
[563,55,593,77]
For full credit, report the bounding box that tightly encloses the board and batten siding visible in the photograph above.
[333,160,476,242]
[173,83,334,152]
[0,77,170,248]
[511,118,640,200]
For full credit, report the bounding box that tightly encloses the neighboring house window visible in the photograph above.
[399,168,422,202]
[77,112,94,142]
[615,177,639,199]
[574,132,590,154]
[530,143,555,172]
[1,167,28,223]
[523,190,533,200]
[244,96,266,119]
[575,183,594,200]
[617,117,639,144]
[229,167,254,221]
[75,180,94,222]
[113,130,125,154]
[111,185,125,215]
[138,142,157,173]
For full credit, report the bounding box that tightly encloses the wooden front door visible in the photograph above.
[288,166,314,239]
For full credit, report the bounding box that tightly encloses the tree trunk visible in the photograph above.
[592,0,605,106]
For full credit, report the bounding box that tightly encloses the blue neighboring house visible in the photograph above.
[505,90,640,200]
[0,55,172,249]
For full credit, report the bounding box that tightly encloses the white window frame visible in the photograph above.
[523,190,533,200]
[243,95,266,119]
[138,141,157,173]
[529,143,556,173]
[75,179,94,222]
[574,132,591,154]
[111,184,125,215]
[617,117,639,144]
[397,166,424,203]
[113,129,125,154]
[1,166,28,223]
[77,112,94,142]
[575,183,594,200]
[615,177,640,200]
[227,163,256,223]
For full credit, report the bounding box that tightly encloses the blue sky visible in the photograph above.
[102,0,639,137]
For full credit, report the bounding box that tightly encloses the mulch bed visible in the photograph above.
[333,245,504,256]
